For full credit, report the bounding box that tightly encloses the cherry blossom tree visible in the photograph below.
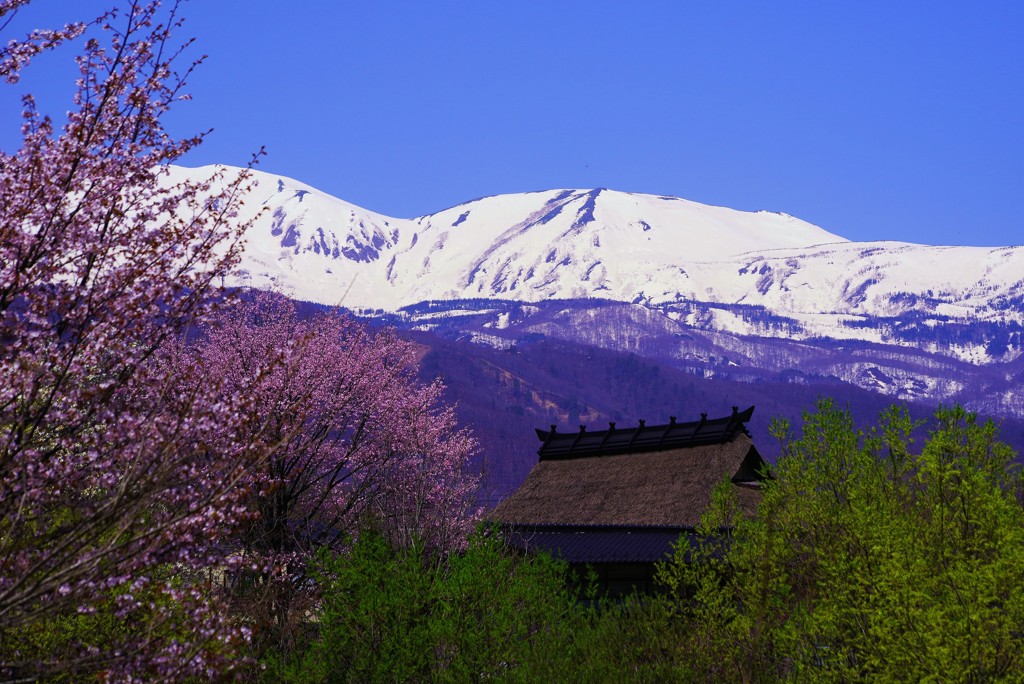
[1,1,482,675]
[178,293,480,655]
[0,1,263,678]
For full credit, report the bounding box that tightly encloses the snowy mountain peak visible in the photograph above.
[418,186,848,263]
[171,165,1024,356]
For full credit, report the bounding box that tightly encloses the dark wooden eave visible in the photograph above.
[502,524,698,564]
[535,405,755,460]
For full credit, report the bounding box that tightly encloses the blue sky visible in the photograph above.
[2,1,1022,246]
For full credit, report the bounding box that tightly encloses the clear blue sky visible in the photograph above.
[3,1,1023,246]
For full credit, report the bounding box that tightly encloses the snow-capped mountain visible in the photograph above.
[175,165,850,309]
[173,164,1023,365]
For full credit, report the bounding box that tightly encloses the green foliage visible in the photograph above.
[659,399,1024,682]
[273,527,693,682]
[0,604,130,683]
[0,571,233,682]
[273,527,569,682]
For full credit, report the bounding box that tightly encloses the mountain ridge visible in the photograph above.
[170,163,1023,369]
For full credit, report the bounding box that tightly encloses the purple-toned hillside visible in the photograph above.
[296,299,1024,507]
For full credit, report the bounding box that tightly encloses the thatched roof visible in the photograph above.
[491,409,765,529]
[536,405,756,460]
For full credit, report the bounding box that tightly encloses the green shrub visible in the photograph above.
[659,400,1024,682]
[274,526,694,682]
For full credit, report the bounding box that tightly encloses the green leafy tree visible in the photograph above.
[659,400,1024,683]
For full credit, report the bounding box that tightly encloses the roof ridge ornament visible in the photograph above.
[535,406,756,460]
[657,417,673,447]
[723,406,740,443]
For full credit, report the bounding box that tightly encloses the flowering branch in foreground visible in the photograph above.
[0,1,265,678]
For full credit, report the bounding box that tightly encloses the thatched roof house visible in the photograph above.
[492,406,767,595]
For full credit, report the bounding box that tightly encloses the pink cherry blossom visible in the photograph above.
[173,292,479,653]
[1,1,260,678]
